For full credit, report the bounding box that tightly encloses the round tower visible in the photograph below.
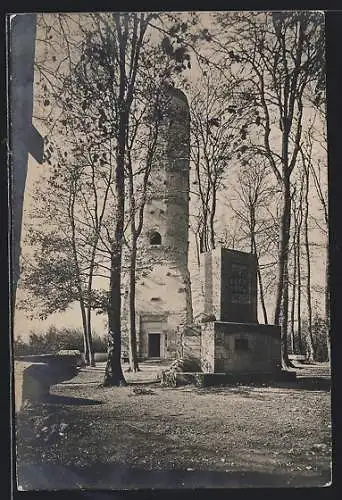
[135,85,192,360]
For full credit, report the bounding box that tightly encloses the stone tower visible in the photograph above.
[135,84,192,360]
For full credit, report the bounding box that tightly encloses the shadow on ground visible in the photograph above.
[17,462,331,490]
[44,394,103,406]
[292,376,331,392]
[191,374,330,395]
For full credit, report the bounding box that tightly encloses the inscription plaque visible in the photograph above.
[230,263,250,304]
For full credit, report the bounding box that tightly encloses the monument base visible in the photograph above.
[201,321,282,375]
[170,369,295,387]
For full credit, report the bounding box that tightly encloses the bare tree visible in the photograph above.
[189,70,252,253]
[289,177,305,354]
[302,156,315,361]
[299,112,329,360]
[32,12,198,384]
[213,11,325,366]
[228,160,278,324]
[18,131,115,366]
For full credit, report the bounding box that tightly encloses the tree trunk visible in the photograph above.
[325,241,330,363]
[281,262,291,368]
[69,189,92,366]
[103,16,132,385]
[85,238,101,367]
[128,236,140,372]
[290,213,297,353]
[256,258,268,324]
[251,234,268,324]
[77,289,91,366]
[104,245,126,386]
[274,175,292,368]
[195,232,201,268]
[303,167,315,362]
[250,206,268,324]
[103,98,127,386]
[209,189,217,250]
[79,299,90,364]
[199,212,209,253]
[296,219,303,354]
[86,305,95,367]
[184,266,194,325]
[77,290,91,365]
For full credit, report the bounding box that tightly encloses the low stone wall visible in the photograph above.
[14,353,81,412]
[58,350,84,367]
[16,353,80,382]
[15,361,52,412]
[94,352,107,362]
[94,352,129,363]
[201,321,281,375]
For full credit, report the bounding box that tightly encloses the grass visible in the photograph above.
[15,361,331,490]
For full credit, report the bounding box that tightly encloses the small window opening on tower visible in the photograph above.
[150,231,162,245]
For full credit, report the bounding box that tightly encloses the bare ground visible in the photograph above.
[15,361,332,490]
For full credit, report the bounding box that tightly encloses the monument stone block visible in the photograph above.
[201,322,281,375]
[200,247,257,323]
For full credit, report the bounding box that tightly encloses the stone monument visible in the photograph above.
[200,247,281,379]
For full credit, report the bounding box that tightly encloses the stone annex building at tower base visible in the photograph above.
[122,85,281,377]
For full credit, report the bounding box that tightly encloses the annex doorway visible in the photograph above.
[148,333,161,358]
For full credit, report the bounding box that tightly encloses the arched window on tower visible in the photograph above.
[150,231,162,245]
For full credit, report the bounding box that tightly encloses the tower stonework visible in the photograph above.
[135,85,192,360]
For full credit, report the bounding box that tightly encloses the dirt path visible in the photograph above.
[16,362,331,489]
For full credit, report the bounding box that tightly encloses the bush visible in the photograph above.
[92,334,107,353]
[311,314,329,362]
[13,326,108,356]
[13,336,32,356]
[298,315,329,362]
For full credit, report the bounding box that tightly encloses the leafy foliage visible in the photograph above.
[13,326,107,356]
